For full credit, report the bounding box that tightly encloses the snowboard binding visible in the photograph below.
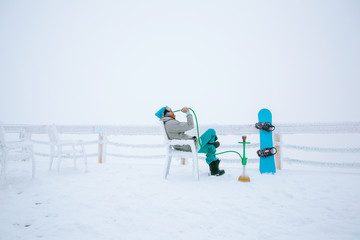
[257,147,277,158]
[255,122,275,132]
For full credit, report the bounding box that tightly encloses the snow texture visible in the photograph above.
[1,156,360,240]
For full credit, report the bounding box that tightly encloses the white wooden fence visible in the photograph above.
[2,122,360,168]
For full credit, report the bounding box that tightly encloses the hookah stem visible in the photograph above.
[174,108,243,160]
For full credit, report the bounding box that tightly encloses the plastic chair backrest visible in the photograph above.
[48,125,60,143]
[158,121,170,142]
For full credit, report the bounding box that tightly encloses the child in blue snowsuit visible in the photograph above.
[155,106,225,176]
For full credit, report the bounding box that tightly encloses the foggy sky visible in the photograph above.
[1,0,360,125]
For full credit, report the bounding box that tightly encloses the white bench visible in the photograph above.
[0,125,35,180]
[48,125,87,172]
[159,121,199,180]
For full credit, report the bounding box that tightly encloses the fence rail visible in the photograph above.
[2,122,360,168]
[4,122,360,135]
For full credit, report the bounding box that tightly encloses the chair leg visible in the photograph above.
[164,155,172,179]
[49,146,54,170]
[189,144,199,181]
[81,145,87,172]
[57,146,62,172]
[49,157,53,170]
[57,155,62,172]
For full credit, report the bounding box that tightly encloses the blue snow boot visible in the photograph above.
[209,159,225,176]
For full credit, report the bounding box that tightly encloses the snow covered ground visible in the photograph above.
[1,155,360,240]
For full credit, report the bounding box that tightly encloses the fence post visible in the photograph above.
[98,134,103,163]
[102,134,107,163]
[274,133,282,170]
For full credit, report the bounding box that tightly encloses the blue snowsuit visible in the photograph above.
[197,128,217,164]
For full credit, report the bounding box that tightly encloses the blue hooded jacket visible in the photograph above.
[155,107,166,119]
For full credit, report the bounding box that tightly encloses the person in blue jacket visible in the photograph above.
[155,106,225,176]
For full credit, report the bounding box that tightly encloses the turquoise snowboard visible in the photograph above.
[258,109,276,174]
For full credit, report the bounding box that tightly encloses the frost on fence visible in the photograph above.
[275,122,360,134]
[284,158,360,168]
[3,122,360,135]
[282,144,360,153]
[3,123,360,168]
[107,141,163,148]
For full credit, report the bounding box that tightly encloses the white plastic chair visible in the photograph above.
[159,121,199,180]
[0,125,35,180]
[48,125,87,172]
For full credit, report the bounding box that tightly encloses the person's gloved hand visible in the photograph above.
[181,107,189,113]
[208,141,220,148]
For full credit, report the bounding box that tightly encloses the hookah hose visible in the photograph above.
[173,108,243,161]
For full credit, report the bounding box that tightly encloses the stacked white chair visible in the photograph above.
[159,121,199,180]
[48,125,87,172]
[0,125,35,180]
